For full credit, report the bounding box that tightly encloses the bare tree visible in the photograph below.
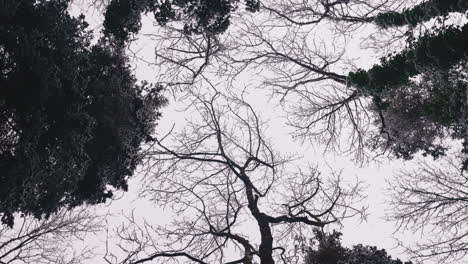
[261,0,408,26]
[106,89,365,264]
[259,0,420,53]
[0,208,103,264]
[81,0,450,163]
[120,0,415,162]
[219,11,377,160]
[151,30,224,89]
[126,15,372,160]
[387,155,468,263]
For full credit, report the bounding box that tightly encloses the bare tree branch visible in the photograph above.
[0,208,103,264]
[387,155,468,263]
[108,90,365,264]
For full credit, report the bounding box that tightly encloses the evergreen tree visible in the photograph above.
[103,0,261,44]
[305,229,413,264]
[348,2,468,169]
[373,0,468,28]
[0,0,165,226]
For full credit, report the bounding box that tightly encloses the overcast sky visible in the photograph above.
[68,1,462,263]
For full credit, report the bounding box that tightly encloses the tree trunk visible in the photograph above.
[258,219,275,264]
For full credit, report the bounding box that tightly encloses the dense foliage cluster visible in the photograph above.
[0,0,165,226]
[374,0,468,28]
[305,230,413,264]
[349,6,468,168]
[348,23,468,93]
[103,0,260,44]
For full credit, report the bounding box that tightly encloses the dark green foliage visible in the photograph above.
[305,229,413,264]
[348,23,468,94]
[159,0,235,35]
[365,62,466,161]
[103,0,149,45]
[374,0,468,28]
[0,0,165,227]
[462,137,468,171]
[348,14,468,167]
[103,0,260,44]
[305,230,348,264]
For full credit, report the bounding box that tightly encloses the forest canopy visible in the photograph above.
[98,0,468,262]
[101,0,467,170]
[0,0,467,263]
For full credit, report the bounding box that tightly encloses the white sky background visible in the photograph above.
[66,1,465,263]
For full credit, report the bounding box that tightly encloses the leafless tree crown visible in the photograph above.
[106,90,365,264]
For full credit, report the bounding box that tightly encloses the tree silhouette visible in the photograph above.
[304,229,413,264]
[0,0,166,227]
[348,6,468,168]
[103,0,261,44]
[106,90,364,264]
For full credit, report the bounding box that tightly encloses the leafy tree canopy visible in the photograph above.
[305,229,413,264]
[348,2,468,169]
[103,0,260,44]
[0,0,165,227]
[373,0,468,28]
